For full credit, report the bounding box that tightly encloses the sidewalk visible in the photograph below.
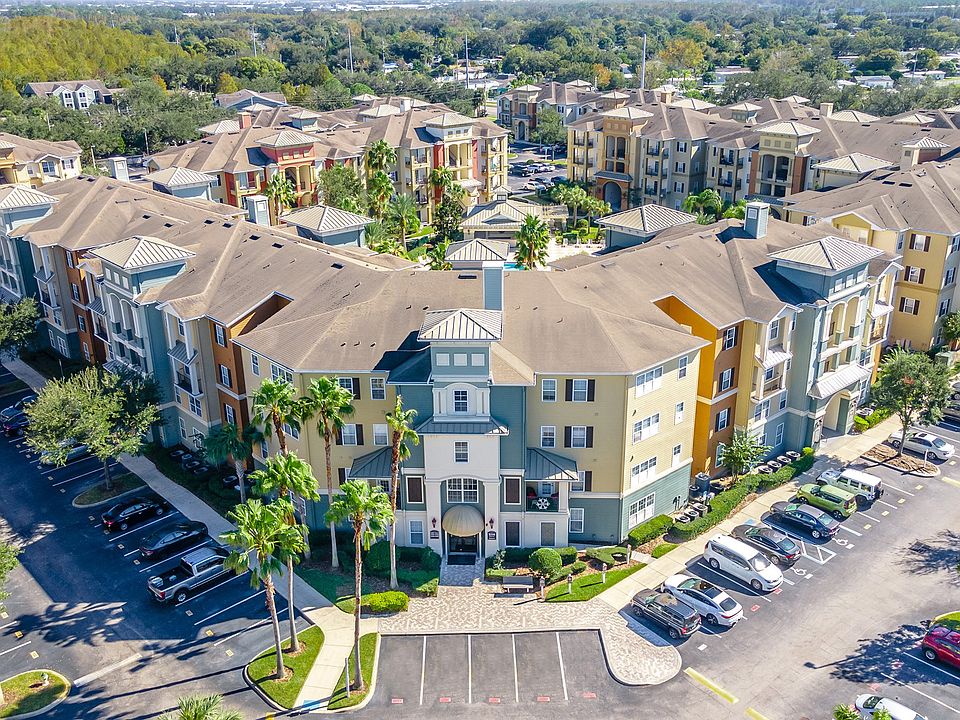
[2,358,365,712]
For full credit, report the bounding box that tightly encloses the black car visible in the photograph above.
[139,521,208,559]
[0,395,34,422]
[951,382,960,401]
[631,589,701,639]
[102,497,168,532]
[768,501,839,540]
[2,414,29,437]
[943,403,960,423]
[731,524,801,565]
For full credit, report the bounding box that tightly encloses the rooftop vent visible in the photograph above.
[272,242,283,249]
[332,262,343,269]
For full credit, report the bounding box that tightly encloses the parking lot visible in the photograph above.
[0,388,285,718]
[506,147,566,195]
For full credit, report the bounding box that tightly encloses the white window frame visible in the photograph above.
[454,441,469,463]
[224,403,236,426]
[678,355,688,379]
[569,507,584,534]
[541,378,557,402]
[635,367,663,396]
[716,408,730,431]
[504,520,522,547]
[675,402,684,424]
[251,354,260,376]
[571,378,589,402]
[571,471,586,493]
[571,425,587,449]
[271,364,293,383]
[178,417,186,439]
[637,413,660,441]
[719,368,734,392]
[409,520,425,546]
[470,353,485,366]
[341,424,358,445]
[447,477,478,503]
[627,493,655,528]
[722,326,737,350]
[214,324,227,347]
[370,377,386,400]
[436,353,450,366]
[373,423,388,446]
[453,389,469,414]
[189,395,202,418]
[540,425,556,448]
[672,444,682,466]
[775,422,785,446]
[219,364,231,387]
[453,353,468,366]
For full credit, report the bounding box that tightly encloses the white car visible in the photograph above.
[855,694,927,720]
[887,430,955,460]
[702,534,784,592]
[662,573,743,627]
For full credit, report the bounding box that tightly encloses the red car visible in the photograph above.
[922,624,960,670]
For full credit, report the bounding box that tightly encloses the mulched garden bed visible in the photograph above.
[862,443,937,474]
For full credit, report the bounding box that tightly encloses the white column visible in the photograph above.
[558,482,569,513]
[424,479,443,555]
[482,479,500,557]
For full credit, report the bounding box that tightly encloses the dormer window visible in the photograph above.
[453,389,468,413]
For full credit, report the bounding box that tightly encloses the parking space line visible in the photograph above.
[467,634,472,704]
[942,477,960,489]
[880,672,960,715]
[555,632,568,701]
[192,590,264,626]
[684,668,738,704]
[211,616,272,647]
[0,640,30,656]
[857,511,882,523]
[51,465,115,487]
[884,485,915,497]
[696,560,772,602]
[876,500,899,510]
[178,572,248,604]
[106,515,176,542]
[902,653,960,681]
[838,525,862,537]
[419,636,426,705]
[139,543,210,573]
[746,708,771,720]
[74,653,143,687]
[512,634,519,703]
[0,620,17,630]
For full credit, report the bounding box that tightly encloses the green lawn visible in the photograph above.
[247,625,324,709]
[545,563,644,602]
[73,472,144,506]
[934,611,960,631]
[0,671,69,718]
[327,633,378,710]
[296,566,373,614]
[651,542,678,559]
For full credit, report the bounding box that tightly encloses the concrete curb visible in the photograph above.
[241,663,287,714]
[323,633,382,714]
[71,483,147,509]
[0,670,71,719]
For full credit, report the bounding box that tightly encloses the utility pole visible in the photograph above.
[464,35,470,90]
[143,129,150,156]
[251,26,258,57]
[347,28,355,74]
[382,40,386,72]
[640,34,647,90]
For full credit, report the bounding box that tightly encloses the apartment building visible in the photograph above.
[785,160,960,351]
[149,98,509,225]
[0,133,82,189]
[24,80,117,110]
[214,89,287,111]
[497,80,597,141]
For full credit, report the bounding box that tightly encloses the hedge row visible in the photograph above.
[626,514,675,547]
[672,448,815,542]
[853,407,891,433]
[585,546,628,566]
[361,590,409,614]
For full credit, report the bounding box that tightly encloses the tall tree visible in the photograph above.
[531,106,565,147]
[385,396,418,589]
[428,166,455,197]
[717,428,770,482]
[682,189,723,222]
[221,499,305,679]
[873,348,952,456]
[941,310,960,350]
[158,695,243,720]
[303,377,355,569]
[426,239,452,270]
[325,480,393,692]
[366,171,394,221]
[365,139,397,176]
[249,452,319,650]
[26,366,158,490]
[515,214,551,270]
[385,194,420,252]
[433,190,465,244]
[265,172,296,222]
[0,298,39,358]
[203,423,257,504]
[251,378,299,457]
[318,164,366,213]
[552,185,587,227]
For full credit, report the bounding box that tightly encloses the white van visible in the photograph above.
[817,467,883,504]
[703,534,783,592]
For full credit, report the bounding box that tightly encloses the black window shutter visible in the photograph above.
[583,471,592,492]
[565,379,573,401]
[586,426,594,448]
[913,301,920,316]
[352,378,361,400]
[564,426,572,448]
[356,424,364,445]
[335,428,343,445]
[338,468,346,484]
[919,269,926,284]
[899,296,906,312]
[715,413,721,432]
[587,379,596,401]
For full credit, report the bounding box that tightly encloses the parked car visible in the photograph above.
[0,395,35,422]
[148,546,231,604]
[662,573,743,627]
[39,442,89,466]
[769,501,840,540]
[796,482,858,519]
[816,467,883,505]
[102,497,168,532]
[731,524,800,566]
[139,521,208,559]
[942,403,960,423]
[2,414,29,437]
[630,589,701,639]
[702,534,783,592]
[855,694,927,720]
[921,624,960,670]
[950,381,960,401]
[888,431,955,460]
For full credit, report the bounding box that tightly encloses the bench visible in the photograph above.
[500,575,536,594]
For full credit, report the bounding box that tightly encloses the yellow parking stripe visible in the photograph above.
[941,477,960,488]
[685,668,738,704]
[746,709,771,720]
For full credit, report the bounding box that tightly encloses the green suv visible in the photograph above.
[796,483,857,519]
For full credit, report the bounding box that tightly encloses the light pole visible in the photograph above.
[143,129,150,157]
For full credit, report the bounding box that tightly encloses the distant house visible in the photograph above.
[214,89,288,111]
[597,204,696,250]
[857,75,895,89]
[23,80,117,110]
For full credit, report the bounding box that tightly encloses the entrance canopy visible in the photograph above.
[442,504,485,537]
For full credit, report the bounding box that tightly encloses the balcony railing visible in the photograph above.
[175,373,202,395]
[763,376,785,394]
[526,483,560,512]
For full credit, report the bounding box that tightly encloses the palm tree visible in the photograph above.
[362,221,387,250]
[426,239,452,270]
[385,194,420,252]
[941,310,960,350]
[265,172,296,222]
[385,396,419,589]
[325,480,393,692]
[515,214,550,270]
[365,139,397,177]
[249,452,319,650]
[428,166,455,196]
[721,198,747,220]
[368,233,410,259]
[159,695,242,720]
[553,185,587,227]
[367,171,394,221]
[251,378,299,456]
[203,423,256,503]
[682,188,722,221]
[221,499,305,680]
[303,377,356,569]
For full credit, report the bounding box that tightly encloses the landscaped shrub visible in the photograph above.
[396,568,438,596]
[503,547,534,564]
[569,560,587,574]
[585,546,628,566]
[627,514,675,546]
[853,416,869,433]
[336,550,354,571]
[364,540,390,573]
[362,591,409,613]
[557,546,578,565]
[485,568,517,580]
[529,547,562,578]
[418,547,441,571]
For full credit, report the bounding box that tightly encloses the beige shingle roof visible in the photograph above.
[257,130,321,148]
[598,204,696,234]
[670,97,716,111]
[425,112,473,127]
[779,95,810,104]
[829,110,879,123]
[0,132,80,161]
[768,235,883,271]
[418,308,503,342]
[894,113,935,125]
[92,235,197,270]
[0,186,58,210]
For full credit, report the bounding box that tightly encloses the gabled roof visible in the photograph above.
[597,204,696,234]
[768,235,883,271]
[670,97,716,111]
[812,153,893,174]
[445,238,509,263]
[351,93,380,102]
[894,113,935,125]
[901,136,949,149]
[727,101,762,112]
[257,130,320,148]
[525,448,578,482]
[829,110,879,123]
[602,106,653,121]
[92,235,196,270]
[513,84,542,92]
[0,186,58,210]
[349,447,392,480]
[425,111,473,127]
[280,204,372,234]
[144,166,217,187]
[418,308,503,342]
[779,94,810,104]
[760,121,821,137]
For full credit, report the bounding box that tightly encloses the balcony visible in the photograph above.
[38,289,58,309]
[644,185,658,196]
[719,155,736,166]
[718,177,734,187]
[525,483,559,512]
[175,373,202,396]
[763,375,785,395]
[93,324,109,343]
[645,163,659,175]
